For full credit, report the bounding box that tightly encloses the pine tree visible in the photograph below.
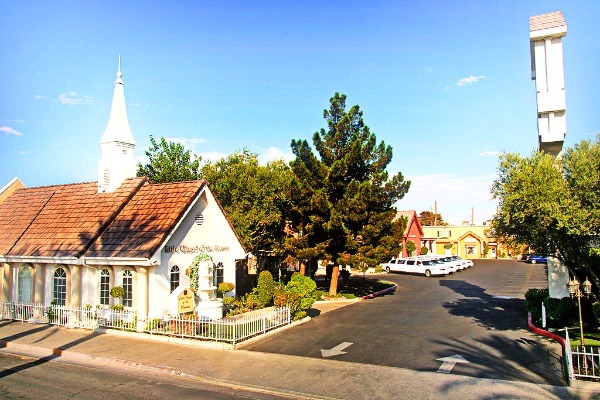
[288,93,410,295]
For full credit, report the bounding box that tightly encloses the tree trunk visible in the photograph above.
[329,265,339,296]
[300,261,306,276]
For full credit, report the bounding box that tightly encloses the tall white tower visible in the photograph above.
[98,57,137,193]
[529,11,567,156]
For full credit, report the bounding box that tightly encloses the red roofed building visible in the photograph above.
[0,61,245,318]
[393,210,424,257]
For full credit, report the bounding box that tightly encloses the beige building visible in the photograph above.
[422,224,507,259]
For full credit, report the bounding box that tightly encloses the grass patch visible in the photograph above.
[315,276,394,300]
[561,329,600,347]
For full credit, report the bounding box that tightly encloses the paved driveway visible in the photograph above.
[242,259,565,385]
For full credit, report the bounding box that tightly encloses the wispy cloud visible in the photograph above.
[457,75,485,87]
[56,91,94,106]
[0,126,22,136]
[480,150,499,157]
[166,137,209,154]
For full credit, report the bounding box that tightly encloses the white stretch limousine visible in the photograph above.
[381,257,447,277]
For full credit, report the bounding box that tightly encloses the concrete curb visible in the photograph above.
[527,312,566,350]
[362,283,397,300]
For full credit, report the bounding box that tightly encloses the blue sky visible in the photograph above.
[1,1,598,225]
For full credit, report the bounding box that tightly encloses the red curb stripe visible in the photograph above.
[527,312,566,350]
[362,285,396,300]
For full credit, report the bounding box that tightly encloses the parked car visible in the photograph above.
[449,255,473,268]
[422,255,459,273]
[381,258,403,273]
[527,254,547,264]
[381,258,447,277]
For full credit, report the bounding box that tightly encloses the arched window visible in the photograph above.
[18,266,32,303]
[213,262,224,298]
[100,269,110,305]
[170,266,180,293]
[122,270,133,307]
[53,268,67,306]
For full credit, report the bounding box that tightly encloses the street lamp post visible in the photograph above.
[567,277,593,347]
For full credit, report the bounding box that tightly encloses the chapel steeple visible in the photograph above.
[98,56,137,193]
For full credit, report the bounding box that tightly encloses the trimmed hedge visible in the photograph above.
[525,288,578,328]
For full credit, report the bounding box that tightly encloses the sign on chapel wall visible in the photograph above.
[178,289,195,314]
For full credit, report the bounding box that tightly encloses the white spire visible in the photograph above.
[100,56,135,146]
[98,57,137,193]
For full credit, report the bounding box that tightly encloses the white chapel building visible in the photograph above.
[0,62,246,317]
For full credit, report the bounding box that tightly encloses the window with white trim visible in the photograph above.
[18,266,32,303]
[213,262,224,298]
[53,268,67,306]
[122,270,133,307]
[170,265,180,293]
[100,269,110,305]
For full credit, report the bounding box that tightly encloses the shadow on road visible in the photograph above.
[440,280,526,331]
[0,321,98,379]
[431,332,565,387]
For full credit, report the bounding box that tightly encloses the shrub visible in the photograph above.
[256,270,275,307]
[420,247,428,255]
[593,301,600,323]
[406,240,416,256]
[244,292,262,310]
[275,273,317,320]
[543,297,576,328]
[218,282,235,294]
[525,288,549,325]
[222,297,235,307]
[112,304,124,312]
[110,286,125,299]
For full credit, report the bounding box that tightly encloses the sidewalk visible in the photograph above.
[0,305,599,399]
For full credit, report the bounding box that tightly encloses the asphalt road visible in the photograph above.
[0,352,291,400]
[243,259,564,384]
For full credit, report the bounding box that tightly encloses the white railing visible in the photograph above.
[564,329,600,382]
[569,345,600,380]
[0,302,290,345]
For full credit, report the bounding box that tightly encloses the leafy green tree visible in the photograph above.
[418,210,445,226]
[491,139,600,286]
[202,150,294,252]
[137,135,201,183]
[287,93,410,295]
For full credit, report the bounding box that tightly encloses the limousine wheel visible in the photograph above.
[531,260,537,264]
[425,269,431,277]
[385,266,391,273]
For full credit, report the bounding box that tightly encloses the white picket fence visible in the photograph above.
[0,302,290,345]
[564,328,600,383]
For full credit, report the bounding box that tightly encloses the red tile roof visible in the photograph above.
[86,180,205,259]
[0,178,206,260]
